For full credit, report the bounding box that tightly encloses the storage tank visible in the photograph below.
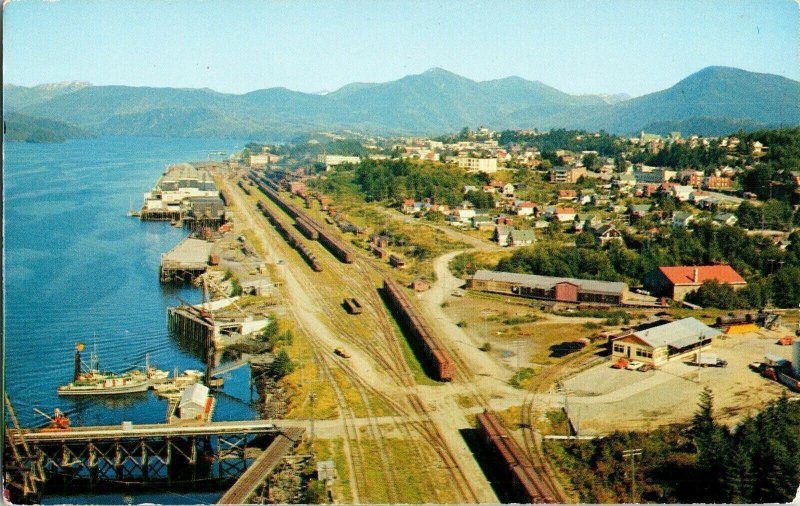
[793,340,800,377]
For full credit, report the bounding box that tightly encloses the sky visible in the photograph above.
[3,0,799,97]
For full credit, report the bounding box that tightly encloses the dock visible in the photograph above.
[217,427,305,504]
[160,237,214,283]
[167,296,271,350]
[5,420,303,499]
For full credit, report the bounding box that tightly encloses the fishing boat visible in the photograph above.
[57,343,150,396]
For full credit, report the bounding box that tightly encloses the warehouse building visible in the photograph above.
[611,317,721,366]
[467,269,628,304]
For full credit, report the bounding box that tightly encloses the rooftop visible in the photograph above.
[472,269,627,295]
[632,317,721,349]
[658,265,746,285]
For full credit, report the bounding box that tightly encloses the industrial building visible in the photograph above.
[611,317,721,366]
[467,269,628,304]
[644,265,747,300]
[140,163,225,226]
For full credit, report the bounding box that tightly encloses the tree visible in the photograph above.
[685,280,743,309]
[575,231,598,248]
[267,350,295,379]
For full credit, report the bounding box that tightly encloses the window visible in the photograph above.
[635,348,653,359]
[613,344,625,354]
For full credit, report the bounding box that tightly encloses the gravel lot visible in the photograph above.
[551,329,798,434]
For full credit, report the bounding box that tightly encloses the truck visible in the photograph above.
[692,353,727,367]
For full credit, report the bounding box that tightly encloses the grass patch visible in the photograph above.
[494,405,523,430]
[357,438,391,503]
[509,367,536,389]
[502,314,541,325]
[315,438,352,504]
[455,394,477,409]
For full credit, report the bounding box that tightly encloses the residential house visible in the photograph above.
[672,211,694,228]
[401,199,416,214]
[494,225,512,246]
[472,215,494,231]
[690,191,712,205]
[553,207,578,223]
[713,213,738,227]
[452,208,476,222]
[593,224,624,245]
[577,189,595,205]
[515,201,538,217]
[510,228,536,246]
[558,189,577,201]
[672,185,694,201]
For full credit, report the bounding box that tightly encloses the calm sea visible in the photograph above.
[4,136,261,503]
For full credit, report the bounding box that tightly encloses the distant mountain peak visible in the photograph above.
[36,81,92,90]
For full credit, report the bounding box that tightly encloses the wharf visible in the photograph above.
[12,419,283,443]
[160,237,214,283]
[217,427,305,504]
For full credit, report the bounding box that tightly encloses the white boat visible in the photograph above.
[57,343,150,397]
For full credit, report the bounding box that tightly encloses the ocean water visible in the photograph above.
[3,137,259,466]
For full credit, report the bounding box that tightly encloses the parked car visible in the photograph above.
[334,347,351,358]
[611,358,628,369]
[639,363,654,372]
[777,336,794,346]
[626,361,645,371]
[692,353,727,367]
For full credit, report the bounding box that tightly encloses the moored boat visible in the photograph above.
[57,343,150,396]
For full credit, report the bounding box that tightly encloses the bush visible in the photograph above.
[509,367,535,388]
[479,342,492,352]
[456,320,468,328]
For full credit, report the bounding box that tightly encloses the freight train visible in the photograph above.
[237,179,252,195]
[475,410,557,504]
[382,277,454,381]
[249,172,354,264]
[256,201,322,272]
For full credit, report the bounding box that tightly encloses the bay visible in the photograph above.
[4,136,261,503]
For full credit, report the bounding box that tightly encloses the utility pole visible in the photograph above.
[623,448,643,503]
[309,392,317,447]
[556,380,570,437]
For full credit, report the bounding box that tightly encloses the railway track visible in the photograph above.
[229,177,480,503]
[518,346,594,504]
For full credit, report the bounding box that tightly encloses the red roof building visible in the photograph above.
[644,265,747,300]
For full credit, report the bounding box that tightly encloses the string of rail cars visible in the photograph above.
[476,410,559,504]
[255,200,322,272]
[383,277,455,381]
[248,171,355,263]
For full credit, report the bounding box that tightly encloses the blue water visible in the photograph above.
[3,137,257,428]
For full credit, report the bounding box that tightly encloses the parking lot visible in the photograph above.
[554,329,798,434]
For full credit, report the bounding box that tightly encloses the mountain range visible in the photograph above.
[4,66,799,141]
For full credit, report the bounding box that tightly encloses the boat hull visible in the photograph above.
[57,382,150,396]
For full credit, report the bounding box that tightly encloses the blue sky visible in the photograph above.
[4,0,799,97]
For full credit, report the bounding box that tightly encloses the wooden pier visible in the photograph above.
[160,237,214,283]
[4,420,303,502]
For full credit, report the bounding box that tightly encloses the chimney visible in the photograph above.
[693,268,699,284]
